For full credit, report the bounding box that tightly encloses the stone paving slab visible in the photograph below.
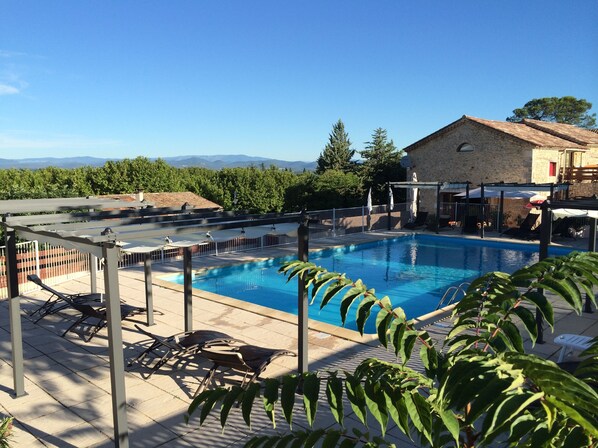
[0,230,595,447]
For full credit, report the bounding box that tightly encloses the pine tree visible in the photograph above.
[360,128,404,202]
[316,119,356,174]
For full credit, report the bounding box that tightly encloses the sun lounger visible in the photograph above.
[27,274,146,341]
[195,344,296,396]
[62,297,146,342]
[128,324,242,377]
[27,274,107,323]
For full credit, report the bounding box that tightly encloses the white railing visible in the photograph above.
[0,241,90,297]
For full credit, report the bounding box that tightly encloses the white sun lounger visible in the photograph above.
[554,334,593,362]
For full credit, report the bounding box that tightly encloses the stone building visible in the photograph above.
[403,115,598,213]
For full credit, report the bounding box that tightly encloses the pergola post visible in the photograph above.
[102,243,129,448]
[480,184,485,239]
[183,247,193,332]
[463,184,470,234]
[435,183,441,234]
[498,191,505,232]
[297,218,309,375]
[144,253,155,326]
[586,218,596,313]
[537,205,553,344]
[5,226,25,397]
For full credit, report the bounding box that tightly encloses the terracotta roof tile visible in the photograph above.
[101,192,222,210]
[521,119,598,145]
[465,116,586,148]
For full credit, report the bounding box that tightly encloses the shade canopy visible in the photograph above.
[456,188,540,199]
[1,200,309,448]
[552,208,598,219]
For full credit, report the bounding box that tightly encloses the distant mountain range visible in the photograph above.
[0,155,317,171]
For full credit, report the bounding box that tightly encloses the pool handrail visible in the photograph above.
[436,282,470,310]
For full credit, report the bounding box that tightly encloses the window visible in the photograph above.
[457,143,474,152]
[549,161,557,177]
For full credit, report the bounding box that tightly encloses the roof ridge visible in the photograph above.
[404,115,588,152]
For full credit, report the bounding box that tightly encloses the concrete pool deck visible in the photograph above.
[0,229,596,447]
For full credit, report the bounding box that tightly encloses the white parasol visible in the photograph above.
[409,171,418,221]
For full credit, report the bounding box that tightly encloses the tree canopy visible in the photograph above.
[316,119,357,174]
[507,96,596,128]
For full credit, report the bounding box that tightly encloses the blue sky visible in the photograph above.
[1,1,597,162]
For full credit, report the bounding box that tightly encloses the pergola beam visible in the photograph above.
[5,206,223,227]
[0,197,147,214]
[2,200,314,447]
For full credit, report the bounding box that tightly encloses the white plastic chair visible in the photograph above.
[554,334,593,362]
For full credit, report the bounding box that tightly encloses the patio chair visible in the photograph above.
[501,212,539,238]
[27,274,107,323]
[128,324,243,377]
[403,212,428,229]
[194,344,296,396]
[554,334,593,362]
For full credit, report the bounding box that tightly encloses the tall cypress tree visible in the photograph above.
[316,119,356,174]
[360,127,404,202]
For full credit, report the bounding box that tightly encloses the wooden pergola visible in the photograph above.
[1,198,312,447]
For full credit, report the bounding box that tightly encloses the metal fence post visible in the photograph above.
[332,208,336,236]
[297,217,309,375]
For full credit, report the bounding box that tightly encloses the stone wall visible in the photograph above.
[531,147,562,184]
[568,183,598,198]
[408,121,534,211]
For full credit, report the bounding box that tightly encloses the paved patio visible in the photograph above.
[0,230,596,447]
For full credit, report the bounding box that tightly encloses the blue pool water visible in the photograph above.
[163,235,572,334]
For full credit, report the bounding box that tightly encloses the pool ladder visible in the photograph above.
[436,282,470,310]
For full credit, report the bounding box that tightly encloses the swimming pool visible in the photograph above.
[163,234,572,334]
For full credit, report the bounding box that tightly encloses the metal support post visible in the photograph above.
[102,244,129,447]
[463,183,470,234]
[435,184,441,234]
[536,205,552,344]
[480,184,485,239]
[183,247,193,332]
[144,254,155,325]
[5,227,25,397]
[297,218,309,375]
[498,191,504,232]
